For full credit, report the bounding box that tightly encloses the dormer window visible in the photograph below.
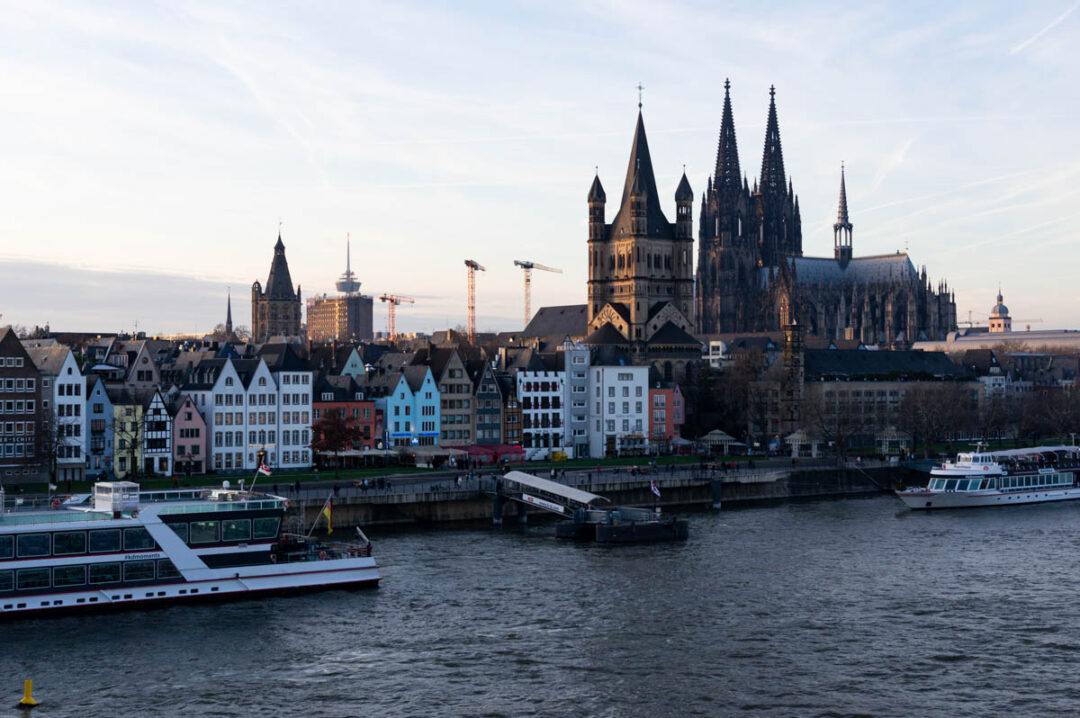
[225,377,234,386]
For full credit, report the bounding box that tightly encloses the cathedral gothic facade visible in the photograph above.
[692,82,956,344]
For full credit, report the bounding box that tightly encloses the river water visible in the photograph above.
[5,495,1080,717]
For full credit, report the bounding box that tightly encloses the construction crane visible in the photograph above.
[514,260,563,329]
[379,294,415,338]
[464,260,486,344]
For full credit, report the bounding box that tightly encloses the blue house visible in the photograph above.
[84,375,114,479]
[379,366,440,447]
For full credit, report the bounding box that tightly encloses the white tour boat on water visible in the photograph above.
[896,445,1080,510]
[0,481,378,618]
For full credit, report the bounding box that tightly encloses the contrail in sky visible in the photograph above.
[1010,2,1079,54]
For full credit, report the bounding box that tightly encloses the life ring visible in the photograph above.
[318,550,328,560]
[983,466,989,471]
[51,497,62,509]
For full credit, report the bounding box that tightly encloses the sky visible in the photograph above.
[0,1,1078,335]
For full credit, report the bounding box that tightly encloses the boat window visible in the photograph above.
[53,565,86,587]
[166,522,188,543]
[955,480,968,491]
[987,479,997,489]
[0,535,11,559]
[16,568,50,591]
[945,480,957,491]
[17,533,50,558]
[222,519,251,542]
[156,559,181,579]
[123,527,155,551]
[123,560,156,582]
[53,531,87,555]
[88,563,121,585]
[89,529,121,553]
[189,521,219,544]
[0,570,11,592]
[253,517,280,539]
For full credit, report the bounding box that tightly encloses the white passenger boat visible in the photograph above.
[0,481,378,618]
[896,445,1080,510]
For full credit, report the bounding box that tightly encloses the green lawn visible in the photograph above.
[13,454,727,496]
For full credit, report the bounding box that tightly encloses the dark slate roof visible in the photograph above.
[958,349,998,375]
[523,304,588,338]
[258,343,306,371]
[675,171,693,201]
[264,233,297,299]
[588,174,606,203]
[648,322,701,347]
[591,345,633,366]
[788,253,918,285]
[25,346,69,376]
[307,345,355,373]
[606,112,675,241]
[403,365,430,393]
[804,349,965,380]
[584,323,629,346]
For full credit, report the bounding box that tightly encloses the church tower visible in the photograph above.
[251,232,303,343]
[754,86,801,267]
[587,106,694,344]
[834,164,853,268]
[696,79,758,335]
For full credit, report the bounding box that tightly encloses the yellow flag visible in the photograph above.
[322,499,332,534]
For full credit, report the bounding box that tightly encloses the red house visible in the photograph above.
[648,382,685,453]
[313,374,383,452]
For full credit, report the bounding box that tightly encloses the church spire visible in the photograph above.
[834,163,853,268]
[836,163,851,226]
[620,111,660,208]
[714,78,741,194]
[225,288,233,335]
[759,85,787,198]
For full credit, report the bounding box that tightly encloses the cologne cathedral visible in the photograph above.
[693,82,956,344]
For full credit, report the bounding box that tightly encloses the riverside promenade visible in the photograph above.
[278,459,912,530]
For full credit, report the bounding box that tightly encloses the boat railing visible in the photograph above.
[0,510,115,527]
[157,498,285,515]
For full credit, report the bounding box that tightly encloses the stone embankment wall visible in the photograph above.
[290,466,922,529]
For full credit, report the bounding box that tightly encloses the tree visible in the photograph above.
[113,408,146,479]
[801,389,862,465]
[899,383,977,458]
[311,408,362,478]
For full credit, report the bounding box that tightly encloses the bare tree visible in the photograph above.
[899,383,977,458]
[801,389,862,465]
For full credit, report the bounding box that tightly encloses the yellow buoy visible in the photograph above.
[18,678,37,707]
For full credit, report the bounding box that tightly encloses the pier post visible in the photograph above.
[493,477,503,527]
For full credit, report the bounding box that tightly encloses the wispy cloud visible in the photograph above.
[1009,1,1079,54]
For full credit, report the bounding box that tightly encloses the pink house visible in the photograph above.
[171,394,207,475]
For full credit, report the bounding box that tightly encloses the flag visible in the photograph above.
[322,498,333,534]
[650,480,661,498]
[257,463,272,476]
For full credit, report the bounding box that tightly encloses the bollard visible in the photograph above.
[19,679,37,707]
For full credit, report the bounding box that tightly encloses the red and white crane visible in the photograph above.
[464,260,486,344]
[379,294,415,338]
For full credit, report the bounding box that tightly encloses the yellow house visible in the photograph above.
[112,401,144,480]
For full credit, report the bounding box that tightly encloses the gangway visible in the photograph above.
[495,470,610,518]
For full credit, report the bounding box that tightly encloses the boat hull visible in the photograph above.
[0,557,379,619]
[897,487,1080,510]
